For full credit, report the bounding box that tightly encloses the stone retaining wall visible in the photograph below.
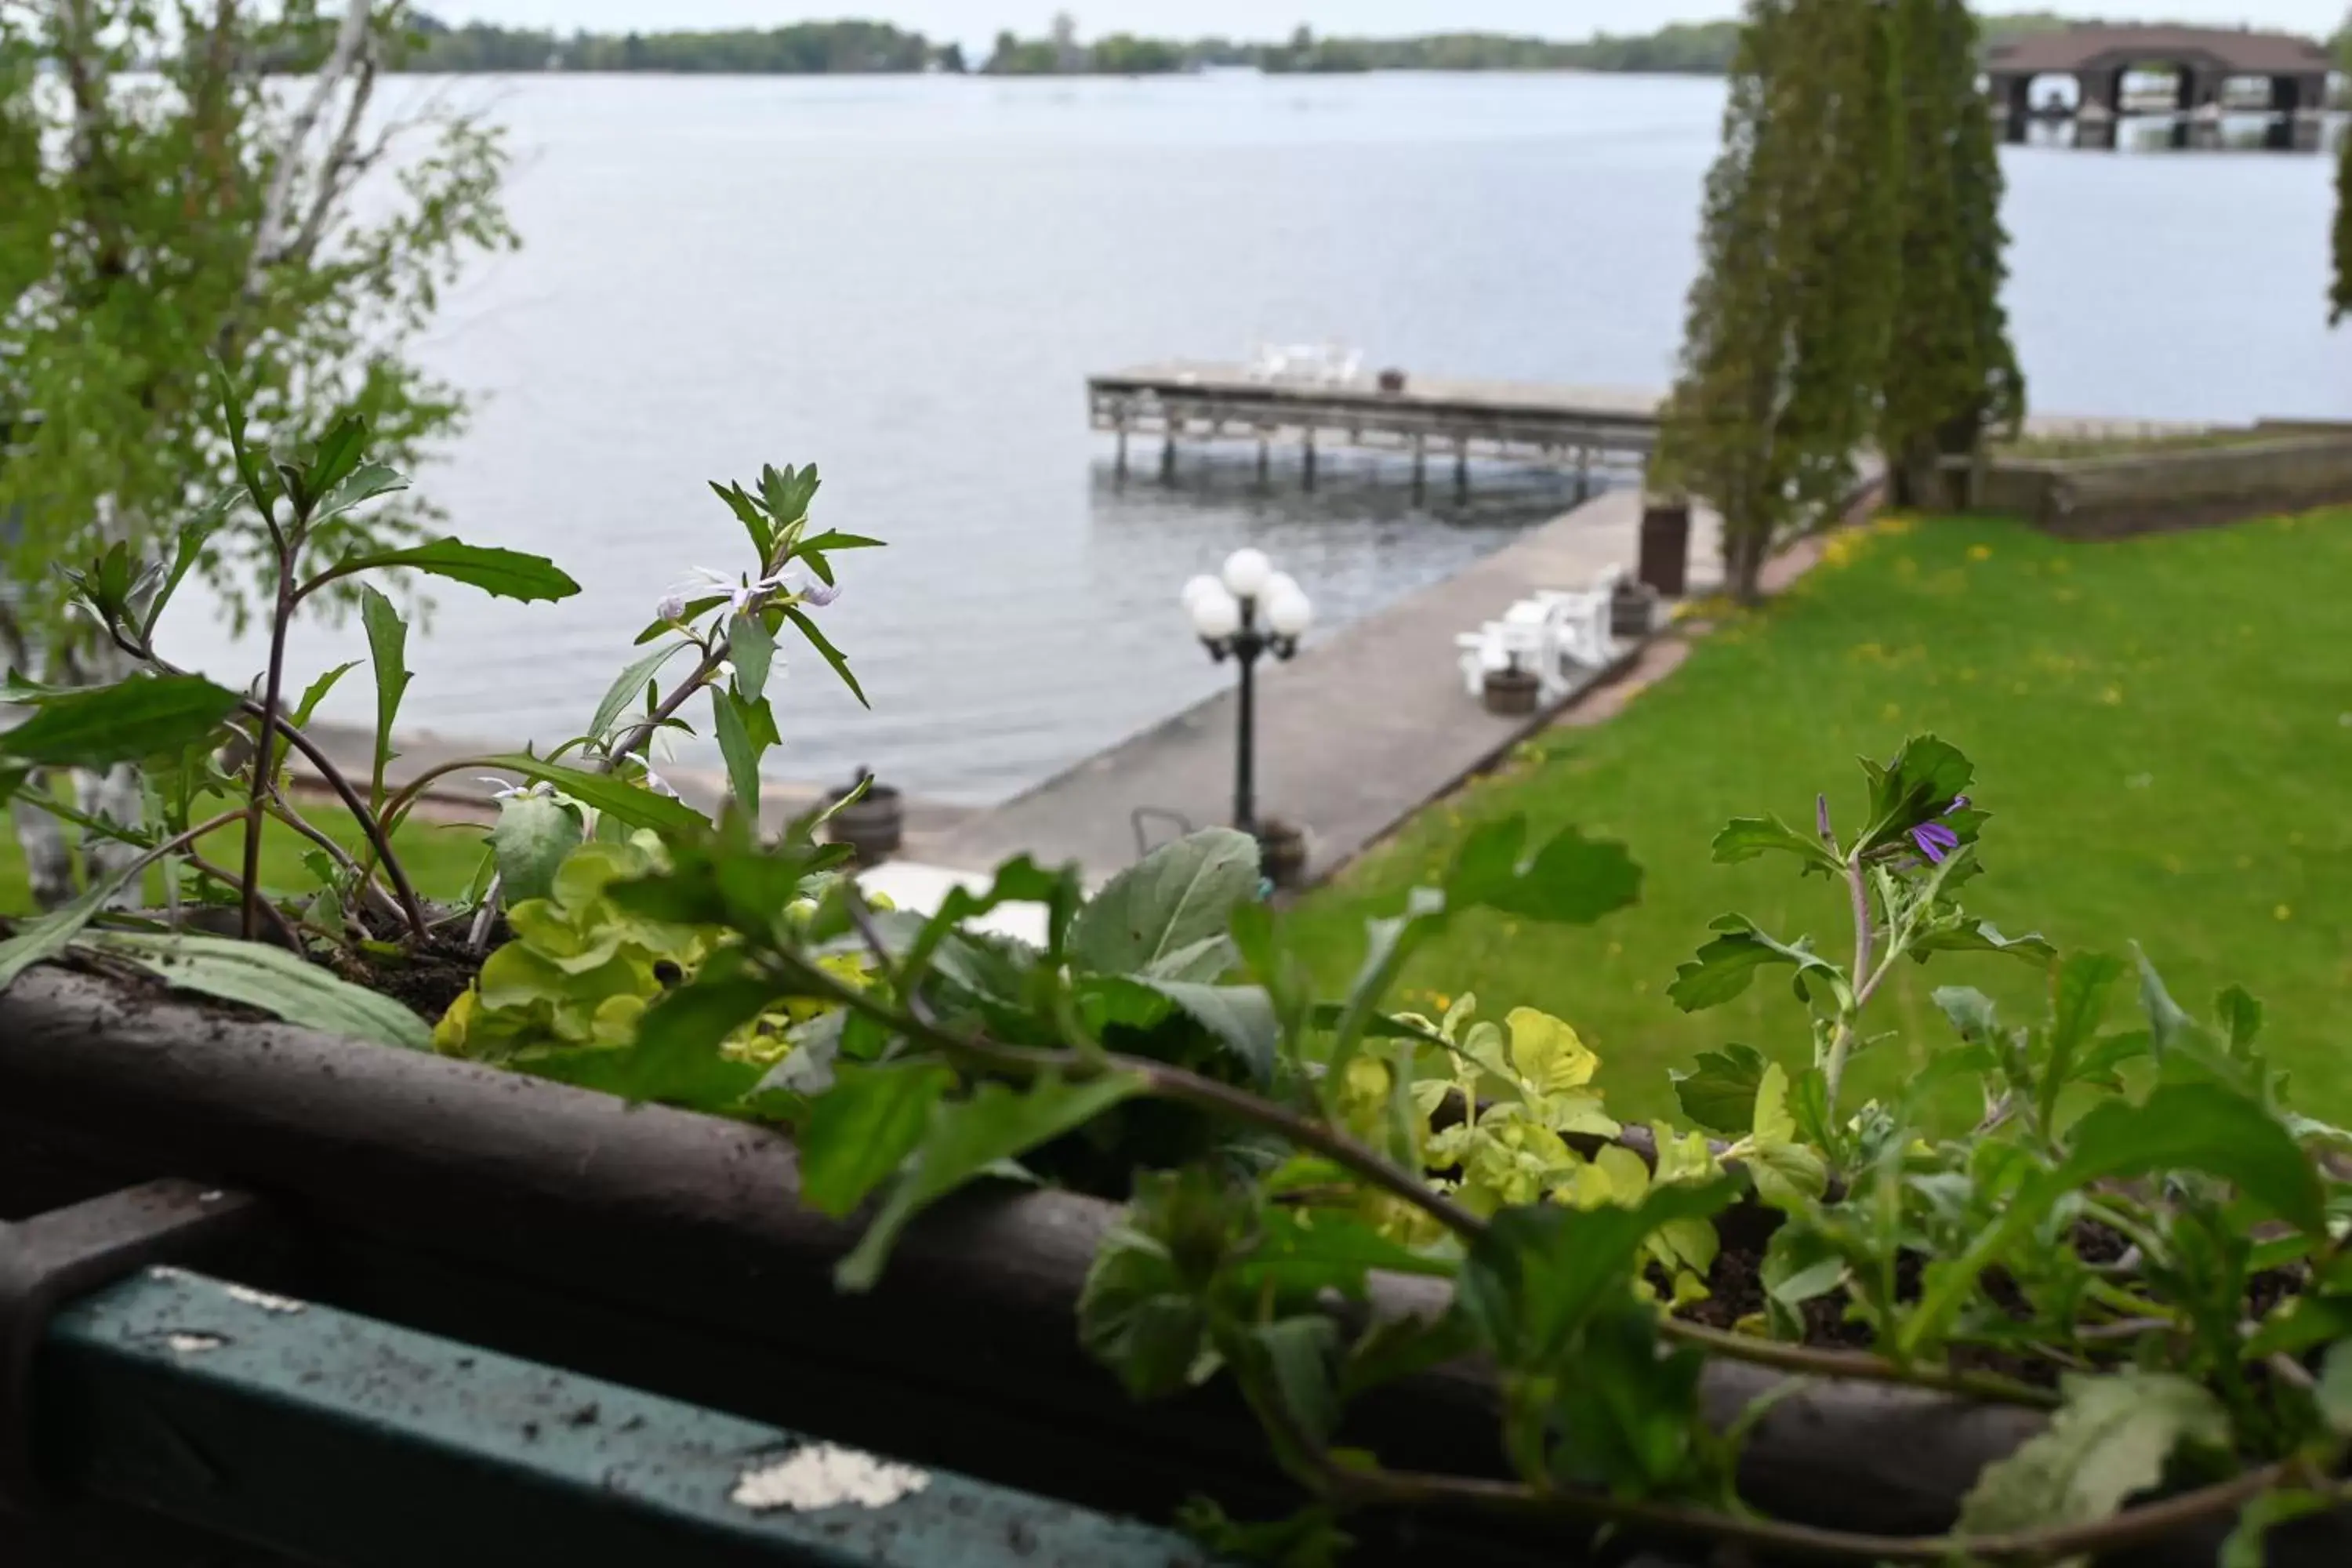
[1979,430,2352,537]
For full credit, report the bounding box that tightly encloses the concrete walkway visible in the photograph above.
[924,489,1723,884]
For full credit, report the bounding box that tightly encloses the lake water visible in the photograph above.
[169,72,2352,804]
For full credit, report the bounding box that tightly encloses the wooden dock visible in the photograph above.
[1088,361,1663,495]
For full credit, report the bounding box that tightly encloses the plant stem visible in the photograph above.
[241,558,298,942]
[1820,851,1876,1117]
[1654,1317,2060,1410]
[1337,1457,2310,1566]
[256,707,430,942]
[810,914,2063,1413]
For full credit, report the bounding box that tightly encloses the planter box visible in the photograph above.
[0,967,2342,1566]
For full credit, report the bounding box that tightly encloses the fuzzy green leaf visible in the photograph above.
[1668,916,1842,1013]
[1670,1044,1769,1135]
[1711,814,1841,873]
[1955,1370,2227,1537]
[1069,829,1259,977]
[89,932,432,1051]
[837,1071,1149,1292]
[1471,823,1644,926]
[0,674,241,770]
[730,612,777,702]
[487,793,585,907]
[524,976,769,1110]
[311,460,409,523]
[799,1060,956,1219]
[2061,1082,2325,1234]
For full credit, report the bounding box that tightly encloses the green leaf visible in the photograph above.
[782,605,866,708]
[1228,1316,1343,1450]
[712,688,765,808]
[89,932,432,1051]
[1236,1207,1455,1296]
[1069,829,1260,977]
[587,642,691,743]
[212,358,278,513]
[709,481,775,561]
[757,463,820,532]
[2135,948,2199,1060]
[1459,1178,1740,1368]
[2220,1490,2337,1568]
[1860,735,1974,851]
[2318,1341,2352,1436]
[1470,823,1643,926]
[1082,975,1277,1083]
[1911,920,2056,964]
[291,661,362,729]
[730,612,777,702]
[303,413,369,509]
[799,1061,957,1219]
[524,976,769,1110]
[0,851,156,990]
[2042,953,2127,1121]
[1955,1370,2228,1537]
[487,794,585,907]
[1933,985,2000,1041]
[2215,985,2264,1054]
[321,538,581,604]
[358,586,411,809]
[837,1071,1149,1291]
[1669,1044,1769,1136]
[796,528,885,556]
[1711,814,1840,874]
[2061,1083,2325,1234]
[311,460,409,524]
[476,755,710,838]
[0,674,241,770]
[1175,1498,1352,1568]
[143,486,242,640]
[1668,916,1842,1013]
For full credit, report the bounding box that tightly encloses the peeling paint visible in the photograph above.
[730,1443,931,1513]
[166,1333,227,1354]
[223,1283,306,1315]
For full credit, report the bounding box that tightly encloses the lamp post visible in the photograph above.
[1183,548,1313,838]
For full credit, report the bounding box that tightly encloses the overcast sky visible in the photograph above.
[431,3,2351,48]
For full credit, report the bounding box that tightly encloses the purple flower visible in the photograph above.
[1910,821,1961,863]
[1908,796,1971,863]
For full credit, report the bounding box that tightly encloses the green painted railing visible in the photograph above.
[28,1264,1211,1568]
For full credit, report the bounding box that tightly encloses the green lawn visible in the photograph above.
[1288,509,2352,1126]
[0,800,492,917]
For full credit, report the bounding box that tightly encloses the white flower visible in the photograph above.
[480,776,554,802]
[654,591,687,623]
[641,767,683,801]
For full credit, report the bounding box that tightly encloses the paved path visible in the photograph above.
[924,489,1723,884]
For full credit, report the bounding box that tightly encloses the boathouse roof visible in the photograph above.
[1984,25,2334,78]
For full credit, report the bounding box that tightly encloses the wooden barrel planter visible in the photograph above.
[822,771,902,865]
[1482,663,1541,717]
[0,967,2343,1566]
[1254,819,1308,891]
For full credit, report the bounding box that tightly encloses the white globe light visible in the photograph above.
[1264,572,1301,605]
[1189,587,1242,641]
[1267,591,1314,638]
[1180,574,1223,611]
[1222,547,1272,600]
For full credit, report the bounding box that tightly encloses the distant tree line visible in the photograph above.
[387,10,2154,78]
[395,16,959,73]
